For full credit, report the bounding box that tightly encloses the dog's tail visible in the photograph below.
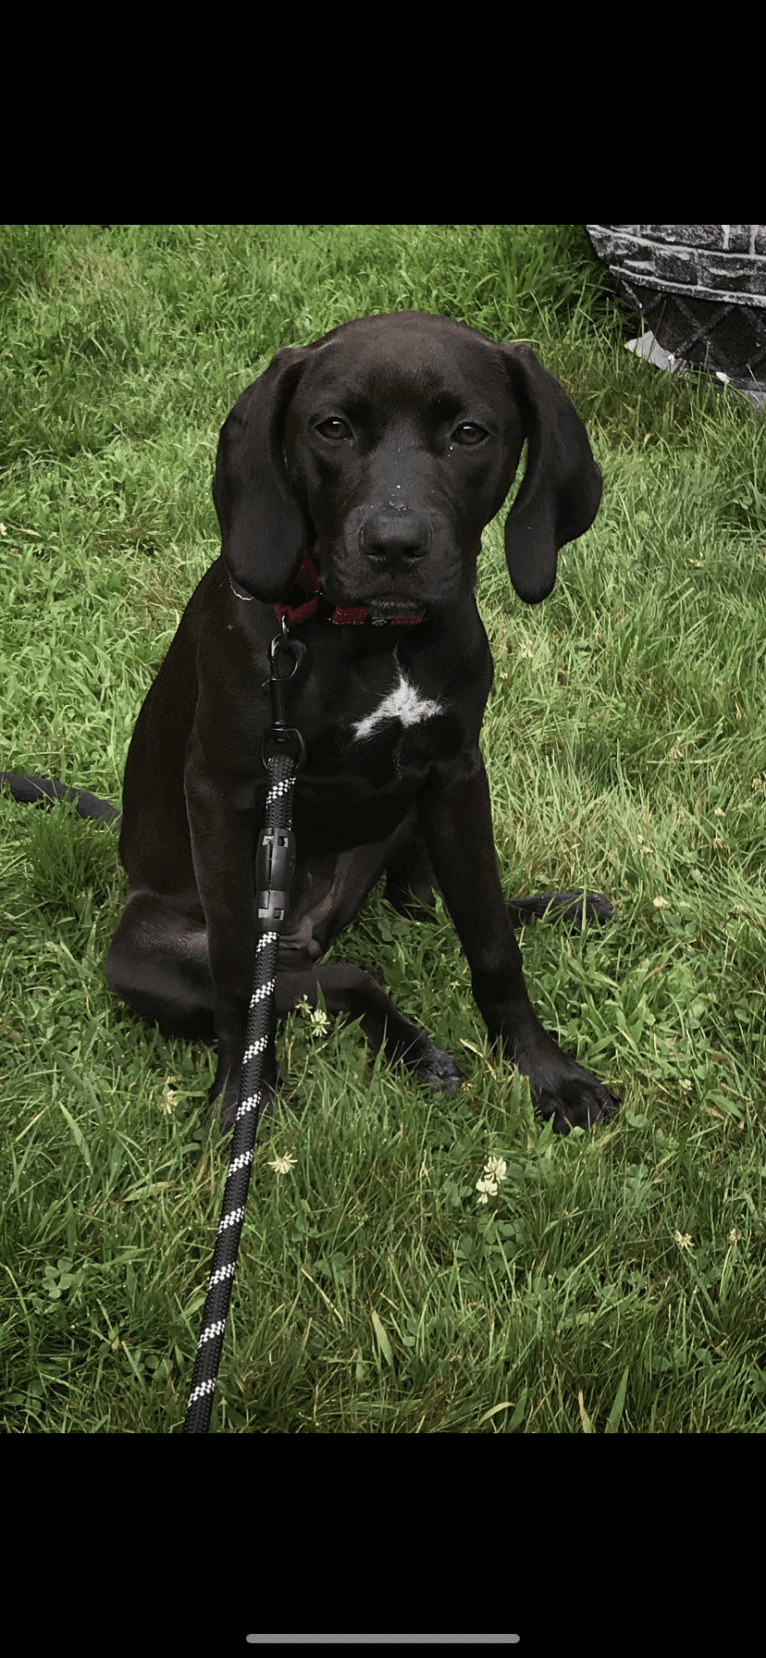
[0,772,121,826]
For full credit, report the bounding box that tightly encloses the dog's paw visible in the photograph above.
[514,1039,618,1134]
[506,891,614,929]
[410,1040,462,1095]
[555,891,614,927]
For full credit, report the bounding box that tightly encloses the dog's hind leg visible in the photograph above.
[506,891,613,929]
[105,890,216,1040]
[382,841,615,934]
[278,961,461,1090]
[212,960,461,1132]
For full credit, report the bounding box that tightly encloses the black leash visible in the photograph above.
[184,623,305,1434]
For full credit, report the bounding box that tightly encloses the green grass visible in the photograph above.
[1,224,765,1433]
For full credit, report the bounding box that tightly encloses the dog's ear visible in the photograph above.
[213,346,315,601]
[500,342,602,605]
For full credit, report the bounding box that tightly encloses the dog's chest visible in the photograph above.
[350,661,445,744]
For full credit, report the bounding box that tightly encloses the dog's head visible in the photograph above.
[213,311,602,616]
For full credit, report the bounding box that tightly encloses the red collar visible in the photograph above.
[274,552,424,628]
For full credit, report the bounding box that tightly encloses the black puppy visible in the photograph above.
[6,312,618,1132]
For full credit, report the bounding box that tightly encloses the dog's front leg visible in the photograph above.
[184,746,268,1125]
[420,759,617,1132]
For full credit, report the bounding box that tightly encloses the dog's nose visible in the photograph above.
[359,511,431,563]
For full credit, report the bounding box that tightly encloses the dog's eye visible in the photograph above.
[453,423,486,445]
[316,418,351,441]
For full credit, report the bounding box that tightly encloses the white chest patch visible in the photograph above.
[352,664,445,743]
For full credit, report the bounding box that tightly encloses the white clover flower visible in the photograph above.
[268,1153,297,1176]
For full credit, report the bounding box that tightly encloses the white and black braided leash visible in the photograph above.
[183,751,297,1434]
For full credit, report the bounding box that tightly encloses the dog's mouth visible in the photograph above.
[321,583,427,622]
[366,595,426,621]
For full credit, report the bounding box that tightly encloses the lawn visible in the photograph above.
[1,223,765,1432]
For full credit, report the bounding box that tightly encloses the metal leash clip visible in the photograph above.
[259,620,308,771]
